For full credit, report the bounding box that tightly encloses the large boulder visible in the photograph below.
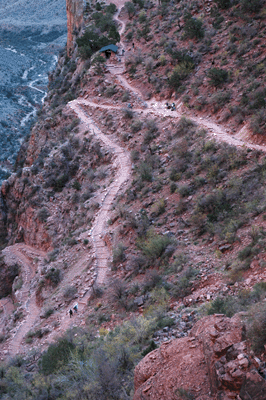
[133,314,264,400]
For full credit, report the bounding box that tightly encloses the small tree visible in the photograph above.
[183,12,204,40]
[214,0,232,8]
[125,1,136,18]
[207,68,228,87]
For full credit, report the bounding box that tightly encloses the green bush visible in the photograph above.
[207,296,238,317]
[169,62,195,90]
[214,0,232,8]
[241,0,264,12]
[183,13,204,40]
[125,1,136,18]
[207,68,228,87]
[139,230,173,261]
[171,267,198,298]
[45,268,61,286]
[112,243,126,264]
[138,162,153,182]
[77,27,117,59]
[131,120,143,133]
[41,338,75,374]
[246,302,266,353]
[105,3,117,14]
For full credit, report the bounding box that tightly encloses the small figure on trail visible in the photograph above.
[165,102,171,109]
[73,304,78,313]
[127,103,132,109]
[132,42,135,49]
[69,309,73,318]
[122,49,125,56]
[171,102,176,111]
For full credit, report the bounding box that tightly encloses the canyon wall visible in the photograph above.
[66,0,84,56]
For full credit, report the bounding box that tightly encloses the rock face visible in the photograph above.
[0,257,19,298]
[66,0,84,56]
[0,192,7,244]
[133,314,266,400]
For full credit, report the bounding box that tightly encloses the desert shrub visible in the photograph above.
[183,12,204,40]
[214,0,232,8]
[131,119,143,133]
[171,267,198,298]
[142,271,162,293]
[77,26,118,59]
[241,0,264,12]
[171,254,189,273]
[37,207,50,222]
[41,338,75,374]
[138,162,153,182]
[207,68,228,87]
[105,3,117,14]
[125,1,136,18]
[175,116,196,137]
[150,199,166,217]
[169,62,195,90]
[139,230,173,262]
[122,108,134,119]
[250,110,266,135]
[44,308,54,318]
[246,302,266,352]
[207,296,239,317]
[122,91,130,102]
[72,180,81,190]
[112,243,126,264]
[248,87,266,110]
[178,184,192,197]
[53,173,69,192]
[139,10,147,23]
[63,285,77,300]
[45,268,62,286]
[175,388,195,400]
[111,279,127,305]
[105,85,117,97]
[141,340,157,356]
[209,90,231,111]
[146,119,158,134]
[195,189,231,223]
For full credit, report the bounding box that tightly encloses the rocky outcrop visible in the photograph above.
[133,314,266,400]
[0,192,7,244]
[0,256,19,298]
[66,0,84,56]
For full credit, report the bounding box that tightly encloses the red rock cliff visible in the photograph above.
[66,0,84,56]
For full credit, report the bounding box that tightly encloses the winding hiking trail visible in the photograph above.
[3,245,46,357]
[68,99,131,288]
[2,1,266,359]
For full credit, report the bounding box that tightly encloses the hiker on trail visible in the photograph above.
[69,309,73,318]
[73,304,78,313]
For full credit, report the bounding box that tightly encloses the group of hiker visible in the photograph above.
[165,102,176,111]
[69,303,78,318]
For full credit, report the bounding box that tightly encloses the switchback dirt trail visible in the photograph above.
[68,99,131,287]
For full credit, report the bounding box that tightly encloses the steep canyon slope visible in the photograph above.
[0,0,266,399]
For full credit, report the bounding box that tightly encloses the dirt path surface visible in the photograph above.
[2,244,46,357]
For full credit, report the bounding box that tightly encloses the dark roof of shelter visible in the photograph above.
[99,44,118,53]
